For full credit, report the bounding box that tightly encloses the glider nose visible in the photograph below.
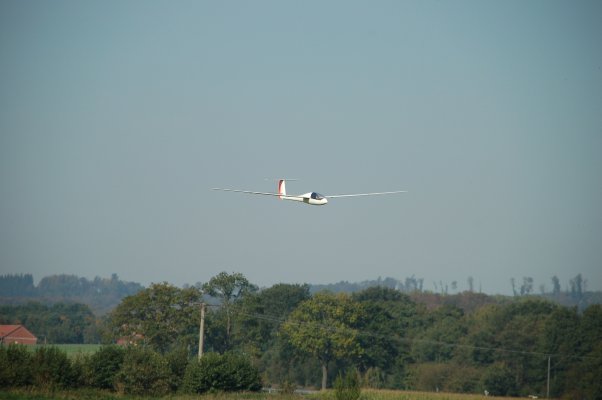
[324,198,328,205]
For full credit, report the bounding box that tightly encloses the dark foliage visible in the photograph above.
[0,345,33,387]
[87,345,125,389]
[1,272,602,398]
[31,346,76,389]
[0,302,97,344]
[181,352,262,394]
[114,346,171,396]
[0,273,143,315]
[334,370,361,400]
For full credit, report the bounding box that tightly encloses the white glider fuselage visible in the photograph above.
[278,179,327,205]
[281,192,328,206]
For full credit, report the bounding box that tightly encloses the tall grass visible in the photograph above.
[311,389,518,400]
[0,388,524,400]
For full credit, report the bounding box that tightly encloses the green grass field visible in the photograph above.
[32,344,102,358]
[0,388,520,400]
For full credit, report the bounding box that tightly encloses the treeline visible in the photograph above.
[0,345,261,396]
[101,274,600,398]
[0,274,143,315]
[0,302,98,344]
[313,273,601,310]
[1,273,598,317]
[1,272,601,398]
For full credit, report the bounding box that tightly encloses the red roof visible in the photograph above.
[0,324,38,345]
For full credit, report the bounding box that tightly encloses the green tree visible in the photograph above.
[567,304,602,399]
[352,287,420,383]
[551,275,561,296]
[202,272,256,344]
[411,305,466,363]
[0,274,35,296]
[540,306,580,396]
[481,362,517,396]
[282,292,364,390]
[495,300,554,394]
[108,282,201,353]
[235,283,310,355]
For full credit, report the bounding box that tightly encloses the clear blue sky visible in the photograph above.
[1,1,601,294]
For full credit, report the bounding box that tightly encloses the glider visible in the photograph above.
[212,179,406,206]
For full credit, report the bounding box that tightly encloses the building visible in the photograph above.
[0,325,38,345]
[116,333,144,346]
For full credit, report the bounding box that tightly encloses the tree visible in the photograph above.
[0,274,35,296]
[282,292,364,390]
[352,287,419,378]
[510,278,517,296]
[481,362,517,396]
[467,276,474,293]
[541,306,580,396]
[492,299,555,394]
[202,272,256,343]
[520,277,534,296]
[234,283,310,355]
[411,305,466,363]
[569,274,584,300]
[551,276,561,296]
[108,282,201,353]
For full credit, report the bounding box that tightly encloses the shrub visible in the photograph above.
[165,346,190,392]
[362,367,385,389]
[0,345,33,387]
[221,352,262,391]
[70,353,91,388]
[88,345,125,390]
[115,346,170,396]
[334,370,361,400]
[480,362,517,396]
[31,346,75,389]
[181,354,212,394]
[181,352,262,394]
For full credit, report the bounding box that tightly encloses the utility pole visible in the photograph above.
[547,355,551,398]
[198,302,206,360]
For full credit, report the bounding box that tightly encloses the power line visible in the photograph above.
[227,307,602,362]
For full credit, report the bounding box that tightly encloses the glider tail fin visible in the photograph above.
[278,179,286,199]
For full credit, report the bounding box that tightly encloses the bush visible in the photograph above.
[480,362,517,396]
[0,345,33,387]
[87,345,125,389]
[165,346,190,392]
[181,352,262,394]
[70,353,91,388]
[334,370,361,400]
[362,367,385,389]
[115,346,170,396]
[31,346,75,389]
